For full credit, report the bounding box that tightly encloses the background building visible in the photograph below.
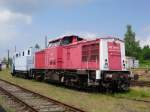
[126,56,139,69]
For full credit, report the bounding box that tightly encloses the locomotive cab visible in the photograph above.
[60,35,84,46]
[48,35,84,47]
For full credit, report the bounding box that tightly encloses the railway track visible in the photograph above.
[131,80,150,87]
[0,79,87,112]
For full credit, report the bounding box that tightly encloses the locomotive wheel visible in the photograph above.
[120,82,129,91]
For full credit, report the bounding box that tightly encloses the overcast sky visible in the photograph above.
[0,0,150,58]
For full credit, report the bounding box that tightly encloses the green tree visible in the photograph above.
[124,25,141,59]
[142,45,150,60]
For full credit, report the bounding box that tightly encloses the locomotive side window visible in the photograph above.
[48,40,61,47]
[77,37,83,41]
[61,37,72,45]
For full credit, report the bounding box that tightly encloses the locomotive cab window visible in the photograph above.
[77,37,83,41]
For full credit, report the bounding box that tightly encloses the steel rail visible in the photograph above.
[0,79,87,112]
[0,86,38,112]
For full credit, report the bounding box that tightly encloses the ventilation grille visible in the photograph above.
[82,43,99,62]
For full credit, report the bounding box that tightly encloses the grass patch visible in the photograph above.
[0,69,150,112]
[112,87,150,100]
[140,60,150,68]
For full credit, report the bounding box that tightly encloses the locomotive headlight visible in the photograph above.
[122,60,126,69]
[104,59,108,69]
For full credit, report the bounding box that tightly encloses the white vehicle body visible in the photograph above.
[12,47,36,73]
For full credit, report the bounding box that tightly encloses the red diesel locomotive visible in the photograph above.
[12,35,131,91]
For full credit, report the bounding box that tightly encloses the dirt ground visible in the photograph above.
[132,69,150,81]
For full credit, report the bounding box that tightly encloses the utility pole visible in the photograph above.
[15,46,16,52]
[7,49,10,68]
[45,35,47,48]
